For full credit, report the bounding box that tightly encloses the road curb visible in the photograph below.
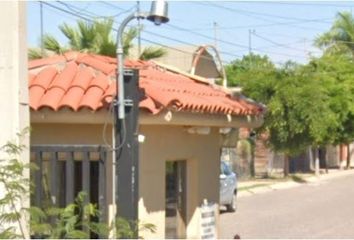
[238,169,354,198]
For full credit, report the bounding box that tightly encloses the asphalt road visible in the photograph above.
[219,173,354,239]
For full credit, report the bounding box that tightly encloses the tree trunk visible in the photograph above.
[309,147,315,172]
[319,146,328,174]
[325,147,328,174]
[346,143,351,169]
[250,140,255,178]
[339,145,345,170]
[314,147,320,176]
[284,155,289,177]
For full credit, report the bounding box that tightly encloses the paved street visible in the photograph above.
[220,173,354,239]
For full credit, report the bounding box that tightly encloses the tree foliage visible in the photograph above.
[0,136,32,239]
[226,51,354,157]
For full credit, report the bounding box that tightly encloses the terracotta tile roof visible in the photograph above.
[28,52,263,116]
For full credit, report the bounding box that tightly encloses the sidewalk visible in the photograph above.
[237,168,354,197]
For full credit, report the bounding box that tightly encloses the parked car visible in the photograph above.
[220,161,237,212]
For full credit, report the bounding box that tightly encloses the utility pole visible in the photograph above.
[137,1,141,57]
[40,1,44,56]
[248,29,255,67]
[213,21,218,50]
[248,29,255,55]
[115,69,140,233]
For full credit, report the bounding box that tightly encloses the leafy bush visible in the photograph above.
[0,139,155,239]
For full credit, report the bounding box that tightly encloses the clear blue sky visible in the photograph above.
[27,1,354,65]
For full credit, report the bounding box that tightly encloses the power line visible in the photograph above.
[192,2,331,32]
[57,1,135,19]
[253,31,310,40]
[40,1,234,66]
[40,1,331,65]
[50,1,313,61]
[56,1,245,60]
[196,2,333,22]
[54,1,242,61]
[100,1,126,11]
[142,29,243,59]
[166,23,250,50]
[187,19,328,32]
[43,2,302,69]
[166,23,310,59]
[35,3,349,76]
[42,1,337,62]
[261,2,354,8]
[252,32,321,54]
[257,39,310,50]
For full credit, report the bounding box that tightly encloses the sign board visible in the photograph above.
[200,200,217,239]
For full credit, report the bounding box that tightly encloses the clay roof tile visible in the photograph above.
[28,52,264,115]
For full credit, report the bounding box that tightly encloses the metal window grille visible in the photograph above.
[30,145,108,222]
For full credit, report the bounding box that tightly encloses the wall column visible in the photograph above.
[0,1,30,238]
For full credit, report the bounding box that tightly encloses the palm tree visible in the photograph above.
[315,11,354,56]
[29,18,166,60]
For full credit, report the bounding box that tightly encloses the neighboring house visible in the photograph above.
[154,45,225,84]
[236,128,354,176]
[226,128,285,178]
[28,51,263,238]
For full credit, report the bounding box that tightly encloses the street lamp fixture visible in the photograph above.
[116,0,169,120]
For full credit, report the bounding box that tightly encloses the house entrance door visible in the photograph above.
[165,160,187,239]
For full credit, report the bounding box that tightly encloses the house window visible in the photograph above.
[30,145,107,222]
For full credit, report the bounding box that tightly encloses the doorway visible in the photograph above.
[165,160,187,239]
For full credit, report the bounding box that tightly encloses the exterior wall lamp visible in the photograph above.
[116,0,169,119]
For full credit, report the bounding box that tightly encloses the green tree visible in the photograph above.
[226,53,277,104]
[29,18,166,60]
[305,53,354,168]
[315,11,354,168]
[226,54,340,176]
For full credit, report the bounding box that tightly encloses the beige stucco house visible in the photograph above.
[28,51,263,238]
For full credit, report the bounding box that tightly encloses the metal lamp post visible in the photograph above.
[116,0,169,120]
[114,0,169,237]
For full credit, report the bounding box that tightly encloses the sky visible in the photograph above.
[27,1,354,66]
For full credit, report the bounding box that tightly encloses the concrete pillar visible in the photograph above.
[0,1,30,238]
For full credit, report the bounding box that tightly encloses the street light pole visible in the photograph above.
[116,0,169,120]
[114,1,169,236]
[116,12,143,120]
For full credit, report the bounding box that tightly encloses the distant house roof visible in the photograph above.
[28,52,263,116]
[152,45,222,79]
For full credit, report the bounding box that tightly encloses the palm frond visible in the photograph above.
[140,46,167,60]
[77,20,96,51]
[93,18,116,57]
[59,23,81,50]
[43,34,64,54]
[28,48,44,60]
[316,11,354,53]
[123,27,139,56]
